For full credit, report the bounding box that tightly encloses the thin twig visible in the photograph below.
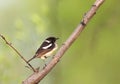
[23,0,105,84]
[0,34,36,72]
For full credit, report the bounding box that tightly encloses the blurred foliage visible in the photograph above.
[0,0,120,84]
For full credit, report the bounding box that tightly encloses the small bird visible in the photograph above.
[27,37,59,63]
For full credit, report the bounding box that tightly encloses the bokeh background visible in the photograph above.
[0,0,120,84]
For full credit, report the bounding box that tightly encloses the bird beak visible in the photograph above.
[56,38,59,40]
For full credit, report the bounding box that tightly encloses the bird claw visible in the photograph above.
[43,64,47,69]
[35,67,40,72]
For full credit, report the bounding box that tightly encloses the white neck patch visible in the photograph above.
[45,40,51,43]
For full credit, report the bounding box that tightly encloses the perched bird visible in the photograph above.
[27,37,59,63]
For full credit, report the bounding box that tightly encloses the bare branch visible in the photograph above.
[0,34,36,72]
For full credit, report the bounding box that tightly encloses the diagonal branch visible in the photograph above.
[23,0,105,84]
[0,34,36,72]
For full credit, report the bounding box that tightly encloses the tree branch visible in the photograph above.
[23,0,105,84]
[0,34,36,72]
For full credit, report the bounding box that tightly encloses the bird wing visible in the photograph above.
[35,41,55,58]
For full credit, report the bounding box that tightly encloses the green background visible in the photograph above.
[0,0,120,84]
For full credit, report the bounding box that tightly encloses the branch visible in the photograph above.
[0,34,36,72]
[25,0,104,84]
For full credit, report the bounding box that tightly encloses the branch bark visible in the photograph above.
[24,0,105,84]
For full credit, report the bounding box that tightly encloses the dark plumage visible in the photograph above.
[27,37,59,63]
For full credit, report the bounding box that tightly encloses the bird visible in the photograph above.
[27,37,59,63]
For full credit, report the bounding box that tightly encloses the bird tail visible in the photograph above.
[27,55,36,63]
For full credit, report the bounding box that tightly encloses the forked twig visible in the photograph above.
[0,34,36,72]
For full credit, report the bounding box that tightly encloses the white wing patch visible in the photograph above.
[41,43,58,59]
[42,43,52,49]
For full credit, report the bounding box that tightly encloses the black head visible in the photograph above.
[46,37,59,43]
